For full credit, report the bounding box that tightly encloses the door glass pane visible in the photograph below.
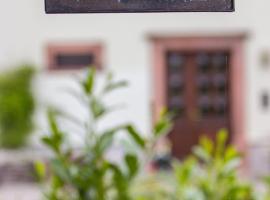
[166,51,229,118]
[167,52,186,117]
[195,52,229,117]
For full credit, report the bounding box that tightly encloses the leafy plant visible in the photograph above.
[38,67,258,200]
[0,65,35,148]
[174,129,255,200]
[38,68,172,200]
[130,172,175,200]
[261,176,270,200]
[129,109,174,200]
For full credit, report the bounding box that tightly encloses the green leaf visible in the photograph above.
[125,154,139,179]
[90,97,106,120]
[217,128,228,148]
[103,80,128,94]
[42,136,56,151]
[154,118,172,138]
[51,159,71,183]
[82,68,95,95]
[109,163,129,199]
[224,145,238,161]
[216,128,229,158]
[153,109,173,138]
[125,125,145,148]
[199,136,214,156]
[50,175,64,197]
[106,72,113,82]
[193,146,211,163]
[223,157,241,173]
[95,130,115,154]
[34,161,46,181]
[48,110,59,136]
[43,111,64,153]
[174,157,197,185]
[263,176,270,185]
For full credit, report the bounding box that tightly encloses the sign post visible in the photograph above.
[45,0,234,13]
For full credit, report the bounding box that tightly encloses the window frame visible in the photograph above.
[46,43,103,71]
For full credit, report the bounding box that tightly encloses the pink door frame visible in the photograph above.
[150,34,247,154]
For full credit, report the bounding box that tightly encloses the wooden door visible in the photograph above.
[151,35,246,159]
[166,51,230,158]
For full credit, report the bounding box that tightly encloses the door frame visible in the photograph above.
[150,34,247,153]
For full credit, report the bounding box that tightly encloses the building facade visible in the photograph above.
[1,0,270,162]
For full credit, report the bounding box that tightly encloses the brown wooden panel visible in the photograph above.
[45,0,234,13]
[165,50,230,158]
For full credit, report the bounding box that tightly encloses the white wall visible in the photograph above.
[1,0,270,144]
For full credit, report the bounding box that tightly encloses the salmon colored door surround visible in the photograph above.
[151,35,246,159]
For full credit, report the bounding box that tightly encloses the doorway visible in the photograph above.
[151,35,246,159]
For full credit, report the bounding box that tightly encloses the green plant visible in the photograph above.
[39,68,257,200]
[0,65,35,148]
[130,172,175,200]
[174,129,255,200]
[261,176,270,200]
[38,68,172,200]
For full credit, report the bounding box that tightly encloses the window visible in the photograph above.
[46,43,103,70]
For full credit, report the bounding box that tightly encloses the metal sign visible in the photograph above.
[45,0,234,13]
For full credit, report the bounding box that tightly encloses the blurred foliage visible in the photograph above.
[131,130,257,200]
[38,68,270,200]
[0,65,35,148]
[37,68,172,200]
[174,129,255,200]
[131,172,175,200]
[262,176,270,200]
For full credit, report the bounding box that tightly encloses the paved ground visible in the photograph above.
[0,149,47,200]
[0,184,41,200]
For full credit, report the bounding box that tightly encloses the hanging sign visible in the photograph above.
[45,0,234,13]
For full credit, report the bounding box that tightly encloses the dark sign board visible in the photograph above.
[45,0,234,13]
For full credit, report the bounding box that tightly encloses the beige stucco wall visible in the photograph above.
[0,0,270,144]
